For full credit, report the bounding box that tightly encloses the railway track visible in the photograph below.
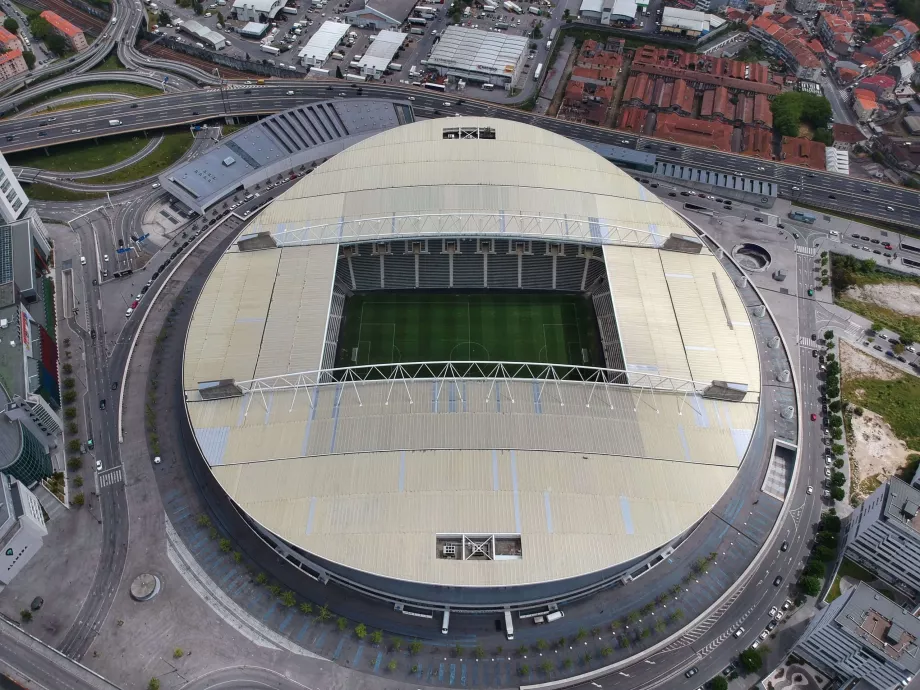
[34,0,108,34]
[136,40,260,79]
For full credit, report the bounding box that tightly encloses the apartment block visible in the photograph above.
[0,472,48,591]
[0,26,23,52]
[843,478,920,600]
[795,582,920,690]
[750,15,821,78]
[0,49,27,83]
[39,11,88,52]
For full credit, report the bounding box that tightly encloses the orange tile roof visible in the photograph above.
[743,126,774,158]
[0,26,18,45]
[0,47,23,65]
[700,88,715,117]
[910,49,920,64]
[572,66,600,80]
[655,112,733,152]
[617,106,649,134]
[753,93,772,126]
[40,10,82,38]
[781,136,826,169]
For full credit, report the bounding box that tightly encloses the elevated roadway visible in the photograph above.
[2,83,919,229]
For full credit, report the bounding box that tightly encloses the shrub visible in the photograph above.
[63,378,75,389]
[386,660,397,672]
[20,610,32,622]
[337,617,347,631]
[853,406,863,416]
[219,538,232,552]
[255,572,268,585]
[409,639,423,654]
[299,602,313,615]
[148,680,160,690]
[62,362,73,374]
[562,658,573,669]
[63,390,77,403]
[411,664,419,673]
[280,591,296,607]
[518,664,531,676]
[232,551,242,563]
[65,407,77,420]
[74,476,83,487]
[267,584,281,597]
[535,639,548,651]
[196,514,212,528]
[391,637,403,652]
[67,455,82,468]
[370,629,383,645]
[173,648,184,658]
[538,661,553,675]
[601,646,613,657]
[72,493,85,506]
[473,644,484,659]
[316,604,332,622]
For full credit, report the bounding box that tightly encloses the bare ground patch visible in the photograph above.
[839,340,902,381]
[842,283,920,318]
[847,410,913,504]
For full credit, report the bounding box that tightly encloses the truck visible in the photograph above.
[546,39,551,49]
[330,51,345,59]
[108,119,122,126]
[549,27,557,39]
[260,44,281,54]
[483,1,497,9]
[410,27,424,33]
[502,1,522,12]
[409,64,419,77]
[408,16,427,24]
[504,611,514,640]
[388,61,402,70]
[495,21,509,28]
[527,5,540,14]
[345,72,367,81]
[788,210,816,224]
[533,62,542,80]
[282,6,298,12]
[533,611,564,624]
[463,5,470,15]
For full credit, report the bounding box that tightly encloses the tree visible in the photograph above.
[370,629,383,645]
[72,492,85,506]
[63,390,77,403]
[409,639,423,654]
[148,679,160,690]
[822,514,842,532]
[336,65,343,79]
[770,92,832,136]
[3,17,19,33]
[22,50,35,70]
[739,648,763,673]
[158,9,170,24]
[816,531,838,548]
[814,545,836,561]
[831,471,846,487]
[871,321,884,333]
[20,609,32,622]
[710,676,728,690]
[216,10,225,24]
[45,33,67,56]
[824,330,834,340]
[67,442,82,456]
[803,559,825,577]
[831,486,845,501]
[801,575,822,596]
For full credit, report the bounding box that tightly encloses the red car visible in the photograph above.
[130,300,139,309]
[810,413,817,421]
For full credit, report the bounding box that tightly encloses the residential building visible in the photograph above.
[343,0,416,29]
[0,152,27,223]
[817,11,853,55]
[793,0,817,13]
[39,11,88,52]
[743,127,774,159]
[861,19,919,62]
[750,15,821,78]
[617,106,649,133]
[795,582,920,690]
[843,477,920,597]
[654,112,733,151]
[0,472,47,592]
[852,87,878,122]
[832,123,865,149]
[781,136,826,169]
[0,26,23,52]
[0,49,28,84]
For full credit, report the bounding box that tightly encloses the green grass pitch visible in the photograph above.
[334,292,603,368]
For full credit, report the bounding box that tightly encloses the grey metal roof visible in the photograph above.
[427,27,529,79]
[348,0,416,22]
[883,477,920,539]
[836,583,920,674]
[160,99,414,213]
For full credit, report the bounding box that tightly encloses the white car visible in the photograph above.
[825,468,832,477]
[153,456,162,464]
[80,256,87,265]
[407,96,415,101]
[751,641,760,649]
[807,485,814,495]
[96,460,103,472]
[774,611,784,621]
[769,606,777,617]
[125,307,134,318]
[443,101,452,106]
[286,90,295,95]
[759,630,768,640]
[152,182,161,189]
[103,254,109,262]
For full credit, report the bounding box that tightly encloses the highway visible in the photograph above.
[2,82,919,230]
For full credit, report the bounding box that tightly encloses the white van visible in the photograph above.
[533,611,564,624]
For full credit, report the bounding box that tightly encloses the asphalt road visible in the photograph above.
[2,83,919,229]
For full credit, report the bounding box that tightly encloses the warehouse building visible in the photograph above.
[240,21,270,38]
[659,7,725,38]
[426,26,529,90]
[357,29,404,78]
[796,582,920,689]
[179,19,227,49]
[232,0,285,22]
[298,20,350,67]
[344,0,416,29]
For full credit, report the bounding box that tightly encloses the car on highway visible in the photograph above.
[781,540,789,551]
[286,90,295,95]
[811,413,817,421]
[443,101,452,106]
[886,205,894,211]
[99,399,106,410]
[807,485,814,494]
[152,182,161,189]
[733,626,745,638]
[80,256,87,265]
[72,128,80,133]
[773,575,783,586]
[111,381,119,390]
[96,460,103,472]
[685,667,699,678]
[125,307,134,318]
[104,254,109,262]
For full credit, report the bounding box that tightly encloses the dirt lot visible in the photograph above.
[839,340,901,381]
[848,409,913,501]
[843,283,920,318]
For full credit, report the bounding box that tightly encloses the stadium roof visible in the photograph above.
[185,117,762,589]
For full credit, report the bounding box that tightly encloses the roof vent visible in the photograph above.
[222,156,236,167]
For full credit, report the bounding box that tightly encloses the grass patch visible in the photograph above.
[843,374,920,452]
[827,558,877,602]
[21,183,106,202]
[44,98,120,113]
[335,291,602,370]
[14,82,161,114]
[90,52,126,72]
[7,133,152,173]
[82,130,194,183]
[834,295,920,343]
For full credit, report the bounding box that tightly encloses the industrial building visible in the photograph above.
[796,582,920,690]
[659,7,725,38]
[232,0,286,23]
[182,117,764,615]
[843,477,920,601]
[426,27,529,90]
[344,0,416,29]
[356,29,404,78]
[298,20,350,67]
[239,21,270,38]
[159,100,414,214]
[0,472,48,592]
[178,19,227,49]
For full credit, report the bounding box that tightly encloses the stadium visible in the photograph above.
[182,116,763,614]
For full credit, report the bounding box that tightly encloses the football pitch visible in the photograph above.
[334,292,603,368]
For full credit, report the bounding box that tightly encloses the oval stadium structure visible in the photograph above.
[182,117,764,612]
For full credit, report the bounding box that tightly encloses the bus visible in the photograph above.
[424,82,446,92]
[788,210,816,224]
[534,62,543,81]
[549,27,557,40]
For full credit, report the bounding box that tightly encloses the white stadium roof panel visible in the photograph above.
[184,117,765,589]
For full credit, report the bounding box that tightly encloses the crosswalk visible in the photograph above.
[795,245,817,256]
[99,466,123,489]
